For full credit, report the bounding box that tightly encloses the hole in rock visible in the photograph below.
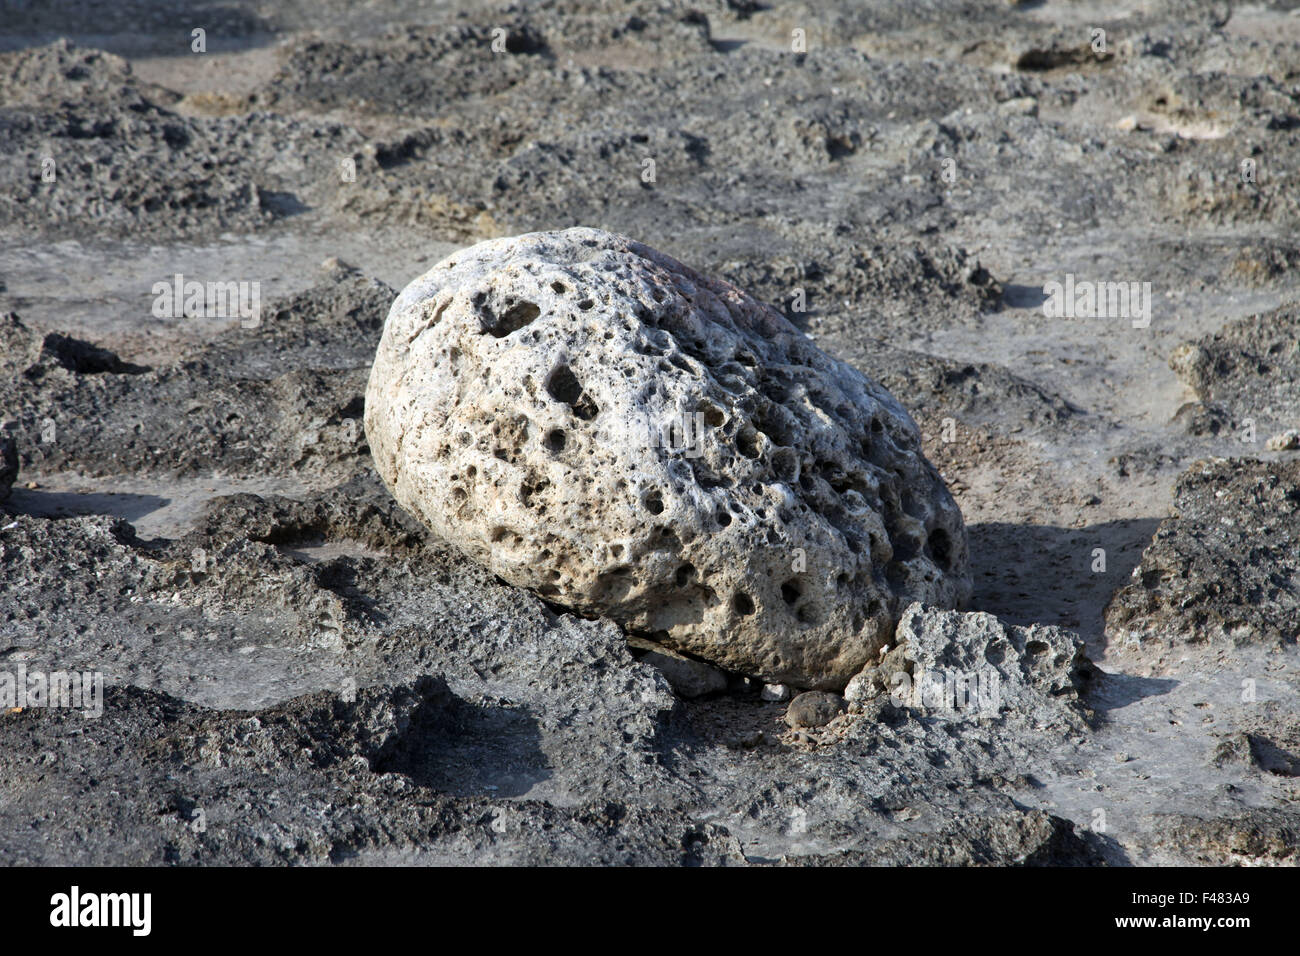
[487,301,540,337]
[546,364,601,421]
[700,403,726,427]
[732,592,755,616]
[736,426,761,459]
[928,528,952,570]
[892,535,919,562]
[547,364,584,404]
[781,580,801,605]
[544,428,566,453]
[596,567,634,602]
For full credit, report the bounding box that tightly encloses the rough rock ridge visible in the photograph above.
[1105,457,1300,648]
[365,227,971,688]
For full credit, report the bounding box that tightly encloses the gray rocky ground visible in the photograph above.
[0,0,1297,865]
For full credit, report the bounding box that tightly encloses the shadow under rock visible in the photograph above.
[1000,284,1049,310]
[967,517,1160,658]
[3,486,170,527]
[371,692,551,799]
[1085,671,1178,713]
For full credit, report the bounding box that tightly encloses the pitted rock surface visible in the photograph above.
[365,227,971,688]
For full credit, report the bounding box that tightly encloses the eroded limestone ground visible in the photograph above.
[0,0,1297,865]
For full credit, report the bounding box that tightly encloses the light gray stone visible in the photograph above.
[761,683,791,702]
[365,228,971,688]
[852,603,1092,725]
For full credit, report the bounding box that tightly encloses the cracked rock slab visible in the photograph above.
[365,227,971,689]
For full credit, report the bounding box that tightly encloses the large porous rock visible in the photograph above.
[365,228,971,688]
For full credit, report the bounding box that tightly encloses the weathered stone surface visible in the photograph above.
[9,0,1300,869]
[0,269,388,484]
[365,228,971,688]
[1155,809,1300,866]
[1105,458,1300,648]
[853,603,1092,725]
[1168,304,1300,436]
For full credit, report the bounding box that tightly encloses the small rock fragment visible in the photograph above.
[1211,732,1300,776]
[1266,429,1299,451]
[785,691,844,729]
[997,96,1038,117]
[761,683,791,702]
